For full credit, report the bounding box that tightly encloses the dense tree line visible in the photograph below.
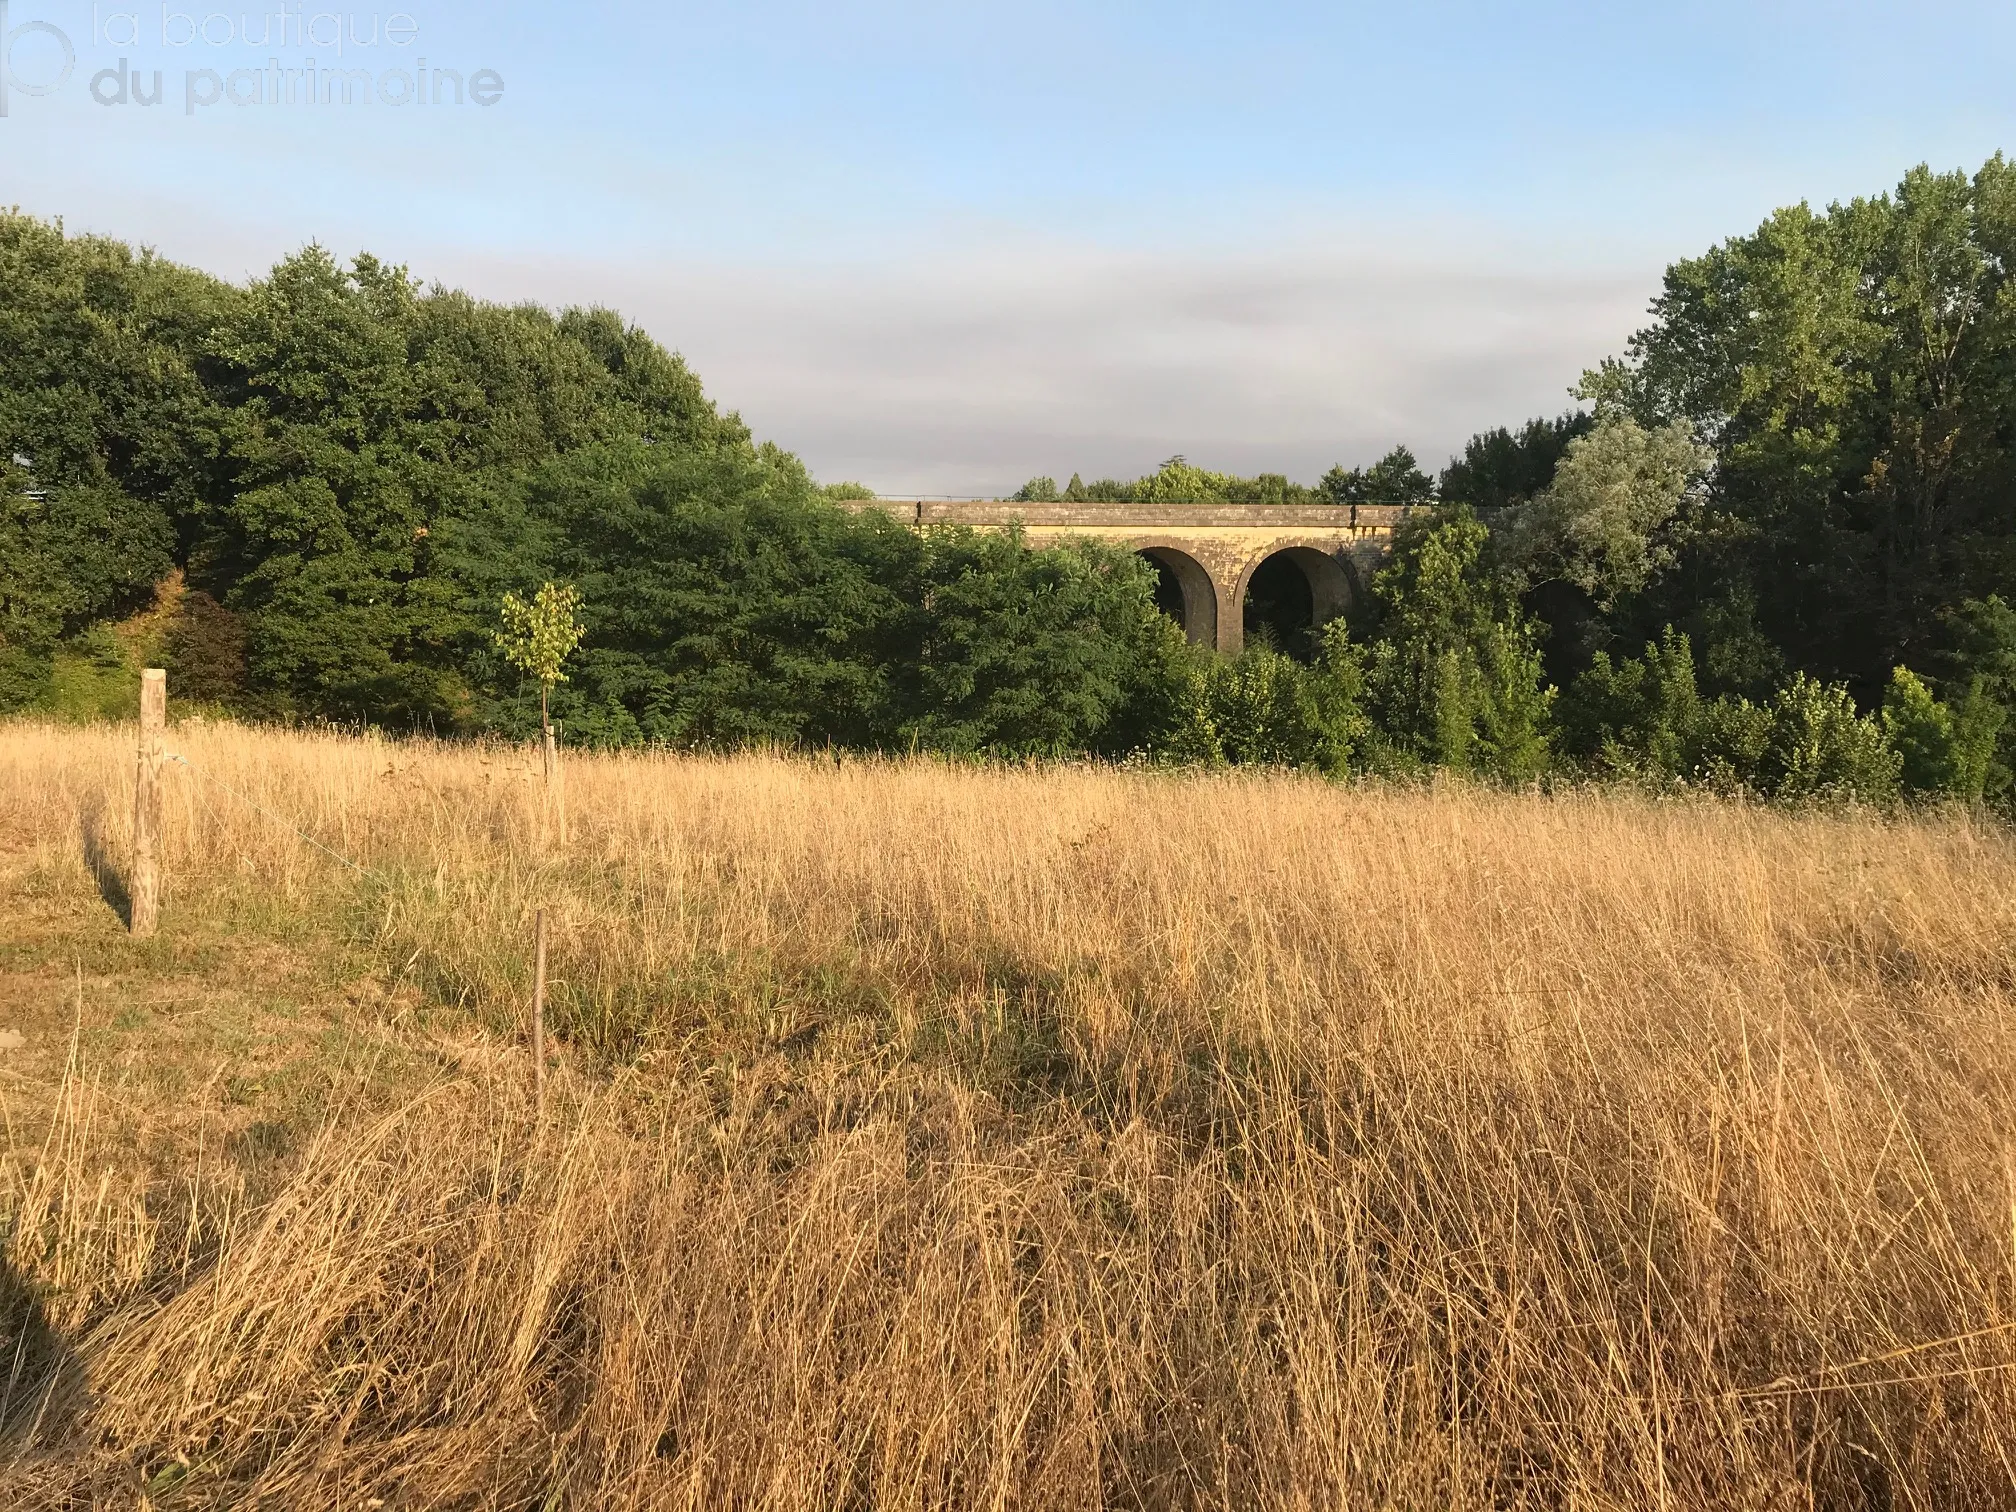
[0,213,1178,753]
[10,158,2016,805]
[1012,446,1438,508]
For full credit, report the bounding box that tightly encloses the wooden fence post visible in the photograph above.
[545,720,567,847]
[531,908,548,1119]
[131,669,166,938]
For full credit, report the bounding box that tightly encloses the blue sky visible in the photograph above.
[5,0,2015,492]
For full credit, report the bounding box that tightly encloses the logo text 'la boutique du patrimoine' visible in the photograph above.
[0,3,503,116]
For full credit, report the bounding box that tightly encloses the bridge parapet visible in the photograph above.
[913,501,1409,531]
[847,499,1409,654]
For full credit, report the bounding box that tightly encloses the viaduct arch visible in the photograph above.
[861,500,1406,655]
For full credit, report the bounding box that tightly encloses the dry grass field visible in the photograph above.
[3,720,2016,1509]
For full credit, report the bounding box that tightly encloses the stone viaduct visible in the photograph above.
[860,500,1410,654]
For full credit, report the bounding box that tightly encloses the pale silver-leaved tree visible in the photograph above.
[1504,413,1713,608]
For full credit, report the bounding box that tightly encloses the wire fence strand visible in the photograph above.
[166,751,390,885]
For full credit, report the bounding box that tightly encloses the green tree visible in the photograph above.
[1878,666,2000,801]
[1591,157,2016,703]
[1440,412,1593,510]
[495,581,586,740]
[489,445,1197,757]
[186,246,760,728]
[899,529,1188,757]
[0,213,230,708]
[1319,445,1437,508]
[1763,674,1901,803]
[1051,458,1319,507]
[1131,456,1234,504]
[1929,594,2016,804]
[521,445,914,749]
[1882,667,1959,796]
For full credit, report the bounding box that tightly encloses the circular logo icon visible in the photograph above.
[1,2,77,115]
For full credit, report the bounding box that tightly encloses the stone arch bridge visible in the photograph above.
[861,500,1409,655]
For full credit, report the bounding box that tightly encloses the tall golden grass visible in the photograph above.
[4,719,2016,1508]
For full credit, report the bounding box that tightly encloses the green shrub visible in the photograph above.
[1359,510,1553,779]
[1178,626,1367,775]
[1881,667,2001,803]
[1690,696,1775,794]
[1558,627,1702,779]
[1883,667,1958,795]
[1561,630,1903,803]
[44,623,140,722]
[1763,674,1901,804]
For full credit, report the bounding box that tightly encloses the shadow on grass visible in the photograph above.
[0,1248,83,1458]
[79,798,131,929]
